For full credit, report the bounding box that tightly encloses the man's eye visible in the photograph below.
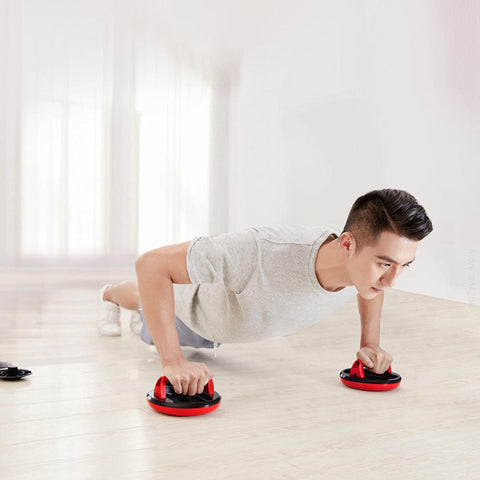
[381,263,390,268]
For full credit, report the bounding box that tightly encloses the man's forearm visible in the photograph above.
[135,256,184,365]
[357,292,384,347]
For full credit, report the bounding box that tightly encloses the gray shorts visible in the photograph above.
[138,302,217,349]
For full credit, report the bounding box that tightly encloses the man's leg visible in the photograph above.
[98,281,141,336]
[103,281,139,311]
[101,281,220,351]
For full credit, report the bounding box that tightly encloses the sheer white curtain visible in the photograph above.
[0,0,212,267]
[135,8,211,254]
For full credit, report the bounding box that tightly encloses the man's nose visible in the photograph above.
[382,277,395,288]
[381,269,398,288]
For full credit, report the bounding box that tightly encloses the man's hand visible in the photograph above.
[162,358,214,396]
[356,344,393,374]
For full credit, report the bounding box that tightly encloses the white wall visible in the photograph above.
[225,2,480,305]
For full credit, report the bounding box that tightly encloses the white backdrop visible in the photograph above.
[224,1,480,305]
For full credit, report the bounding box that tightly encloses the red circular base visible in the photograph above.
[147,398,221,416]
[340,377,400,391]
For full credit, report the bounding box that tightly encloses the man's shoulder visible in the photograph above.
[250,224,340,245]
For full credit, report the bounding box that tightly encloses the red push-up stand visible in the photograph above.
[146,376,222,416]
[340,359,401,391]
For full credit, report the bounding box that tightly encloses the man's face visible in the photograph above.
[345,231,418,300]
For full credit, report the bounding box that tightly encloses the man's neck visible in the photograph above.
[315,237,353,292]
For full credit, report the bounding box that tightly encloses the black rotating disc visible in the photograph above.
[0,366,32,381]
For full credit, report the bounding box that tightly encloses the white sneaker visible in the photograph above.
[128,309,143,336]
[98,284,121,336]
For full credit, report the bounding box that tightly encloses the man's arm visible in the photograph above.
[355,292,393,374]
[135,241,213,395]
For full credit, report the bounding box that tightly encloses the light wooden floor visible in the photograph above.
[1,279,479,479]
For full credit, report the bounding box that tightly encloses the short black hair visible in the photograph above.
[342,189,433,250]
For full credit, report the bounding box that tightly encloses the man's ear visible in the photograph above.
[339,232,356,257]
